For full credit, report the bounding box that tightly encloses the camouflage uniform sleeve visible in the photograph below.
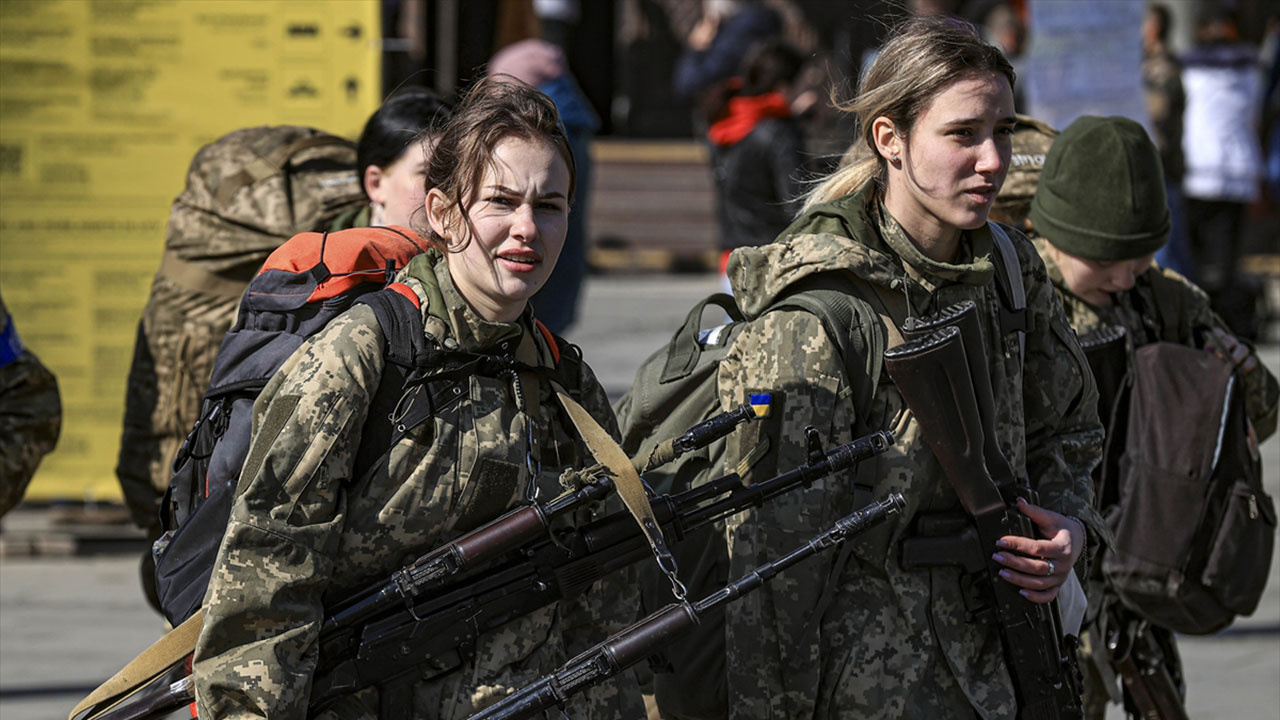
[0,349,62,517]
[714,309,856,718]
[1240,348,1279,442]
[554,359,645,717]
[1018,246,1108,559]
[193,306,385,719]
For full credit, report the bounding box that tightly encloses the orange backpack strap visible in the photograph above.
[534,319,560,365]
[386,281,421,309]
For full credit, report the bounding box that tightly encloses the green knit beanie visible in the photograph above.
[1028,115,1170,261]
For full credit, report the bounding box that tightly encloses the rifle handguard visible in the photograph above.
[636,402,762,474]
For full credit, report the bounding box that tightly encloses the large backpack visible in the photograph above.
[1100,339,1276,635]
[161,125,366,287]
[152,226,429,627]
[614,224,1027,717]
[124,125,365,541]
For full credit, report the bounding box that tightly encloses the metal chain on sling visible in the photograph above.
[553,387,688,602]
[500,367,543,503]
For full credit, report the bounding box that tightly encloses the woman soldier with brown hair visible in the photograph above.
[192,78,642,719]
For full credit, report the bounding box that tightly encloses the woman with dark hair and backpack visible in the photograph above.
[192,78,642,719]
[1028,114,1278,720]
[117,89,453,610]
[333,86,454,230]
[701,17,1103,718]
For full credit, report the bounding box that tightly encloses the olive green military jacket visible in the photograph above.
[193,251,641,719]
[1036,241,1277,441]
[714,183,1104,719]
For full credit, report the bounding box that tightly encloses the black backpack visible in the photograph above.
[1100,339,1275,634]
[153,226,431,627]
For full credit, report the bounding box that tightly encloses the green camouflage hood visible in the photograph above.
[396,249,550,359]
[726,180,999,320]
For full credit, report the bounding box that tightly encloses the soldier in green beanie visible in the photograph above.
[1029,114,1278,719]
[988,114,1057,230]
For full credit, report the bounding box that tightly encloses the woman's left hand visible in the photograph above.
[991,497,1086,604]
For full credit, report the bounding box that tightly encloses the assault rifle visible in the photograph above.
[322,401,763,641]
[73,403,763,720]
[884,301,1084,720]
[309,428,893,715]
[466,493,906,720]
[81,424,893,720]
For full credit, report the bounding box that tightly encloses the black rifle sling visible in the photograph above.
[988,223,1027,364]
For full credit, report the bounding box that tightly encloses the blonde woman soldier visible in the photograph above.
[710,17,1103,718]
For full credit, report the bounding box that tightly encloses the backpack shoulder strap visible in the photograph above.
[989,222,1027,365]
[660,293,745,382]
[358,283,427,368]
[351,285,439,479]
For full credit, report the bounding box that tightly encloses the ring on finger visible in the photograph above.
[1046,559,1055,577]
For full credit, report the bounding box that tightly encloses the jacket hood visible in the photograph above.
[726,180,997,318]
[397,250,532,354]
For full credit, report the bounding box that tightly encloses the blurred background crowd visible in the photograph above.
[379,0,1279,337]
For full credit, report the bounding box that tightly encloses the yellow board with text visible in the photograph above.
[0,0,381,501]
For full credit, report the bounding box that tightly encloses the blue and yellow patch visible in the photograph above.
[749,393,772,418]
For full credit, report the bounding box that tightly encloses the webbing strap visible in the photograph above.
[69,609,203,720]
[553,388,681,596]
[989,223,1027,364]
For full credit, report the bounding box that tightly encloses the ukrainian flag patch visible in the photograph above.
[749,393,772,418]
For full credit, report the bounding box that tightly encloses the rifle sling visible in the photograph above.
[552,387,676,587]
[69,609,203,720]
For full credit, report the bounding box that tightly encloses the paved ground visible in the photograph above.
[2,272,1277,720]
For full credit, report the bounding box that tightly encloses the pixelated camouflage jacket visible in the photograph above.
[0,295,62,517]
[713,182,1104,720]
[193,250,642,720]
[1036,238,1278,442]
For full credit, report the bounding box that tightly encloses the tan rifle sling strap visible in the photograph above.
[553,387,684,598]
[519,328,677,597]
[69,608,204,720]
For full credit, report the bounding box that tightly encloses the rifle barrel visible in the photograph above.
[310,432,895,709]
[465,493,905,720]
